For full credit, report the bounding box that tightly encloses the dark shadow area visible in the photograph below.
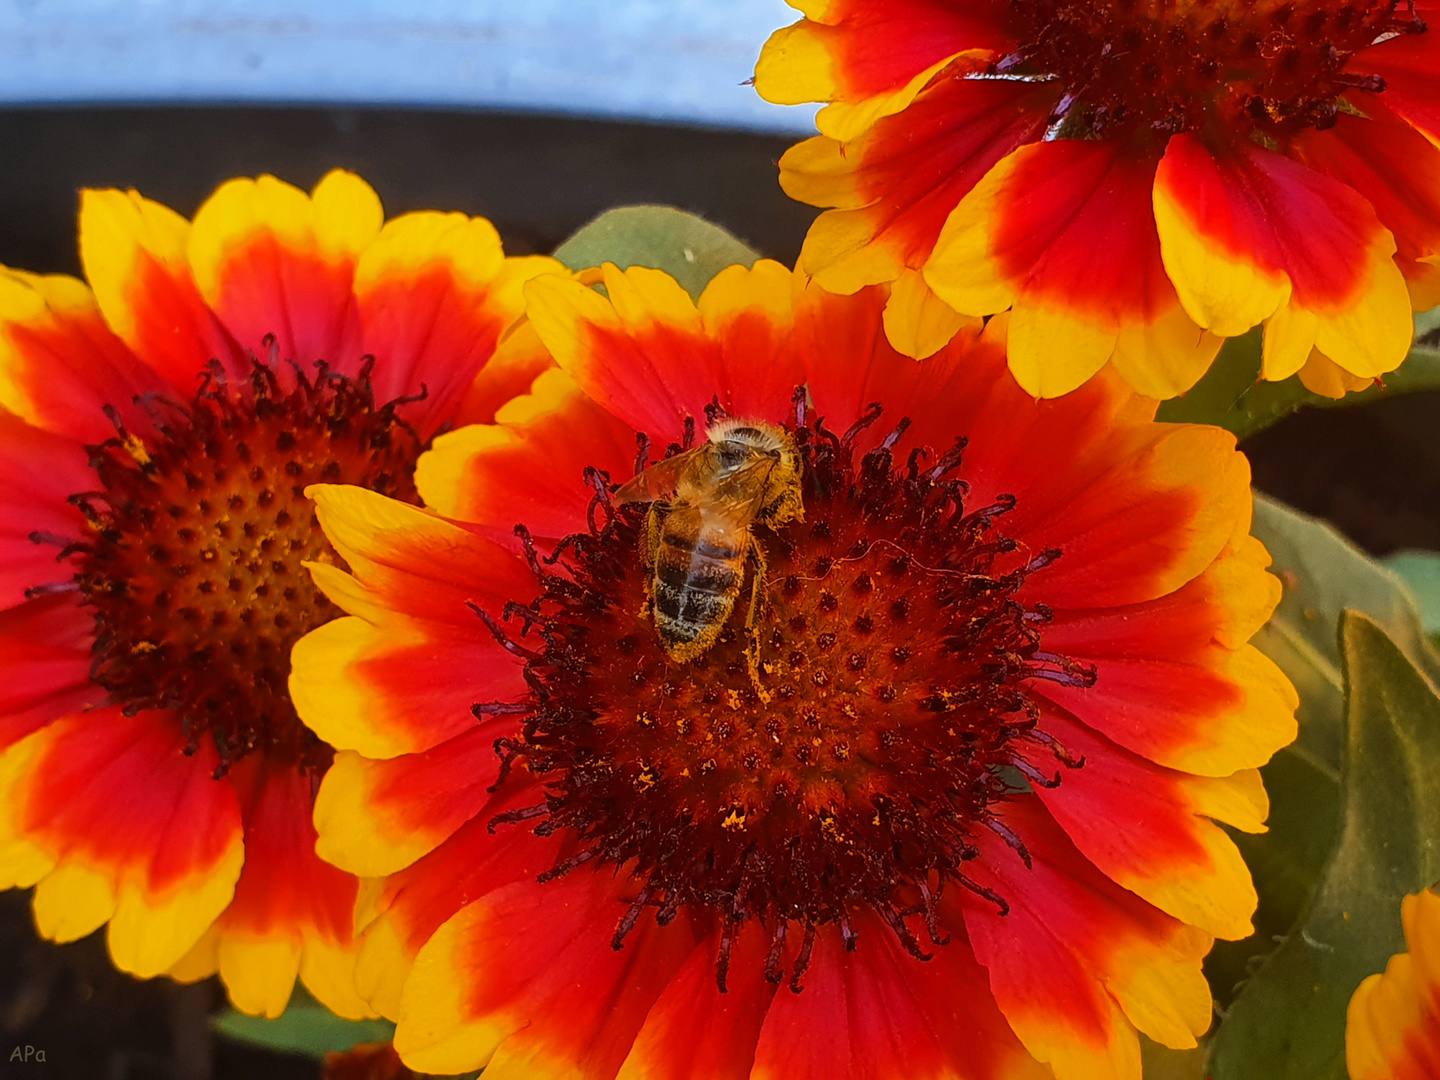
[0,105,815,275]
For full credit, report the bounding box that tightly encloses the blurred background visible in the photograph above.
[0,1,1437,1077]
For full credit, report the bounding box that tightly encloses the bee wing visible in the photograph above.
[612,445,708,506]
[708,454,779,518]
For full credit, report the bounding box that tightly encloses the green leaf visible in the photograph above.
[552,205,761,300]
[213,993,395,1059]
[1141,1036,1208,1080]
[1383,549,1440,641]
[1204,495,1438,1003]
[1207,611,1440,1080]
[1156,314,1440,439]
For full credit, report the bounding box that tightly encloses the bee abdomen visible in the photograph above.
[653,535,744,657]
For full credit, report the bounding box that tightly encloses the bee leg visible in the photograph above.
[744,536,772,703]
[639,503,667,620]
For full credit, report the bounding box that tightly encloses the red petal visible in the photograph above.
[0,596,99,751]
[20,708,242,898]
[0,271,174,442]
[218,756,357,944]
[616,924,778,1080]
[752,913,1045,1080]
[0,413,93,609]
[416,368,637,539]
[1289,100,1440,302]
[787,77,1054,288]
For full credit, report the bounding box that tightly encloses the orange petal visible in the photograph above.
[416,367,638,539]
[313,727,506,878]
[187,170,381,369]
[394,873,703,1076]
[0,268,172,442]
[79,187,245,390]
[352,205,562,437]
[784,77,1053,294]
[755,0,1011,139]
[963,799,1212,1080]
[1031,708,1267,940]
[525,263,798,436]
[1154,135,1412,377]
[14,709,245,977]
[215,755,370,1019]
[1291,99,1440,311]
[927,139,1220,398]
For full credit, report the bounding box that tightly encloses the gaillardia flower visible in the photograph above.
[1347,888,1440,1080]
[755,0,1440,399]
[292,261,1297,1080]
[0,170,557,1016]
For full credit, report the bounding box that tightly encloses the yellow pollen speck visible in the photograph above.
[122,434,151,466]
[721,809,747,830]
[726,690,742,711]
[131,641,157,655]
[637,711,653,727]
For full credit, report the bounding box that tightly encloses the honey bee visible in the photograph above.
[614,418,804,681]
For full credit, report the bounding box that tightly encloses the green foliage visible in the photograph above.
[1207,611,1440,1080]
[1156,312,1440,438]
[552,205,761,300]
[1384,549,1440,648]
[1204,496,1439,1005]
[212,988,395,1059]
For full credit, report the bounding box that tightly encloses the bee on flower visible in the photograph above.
[0,170,558,1018]
[756,0,1440,400]
[290,260,1297,1080]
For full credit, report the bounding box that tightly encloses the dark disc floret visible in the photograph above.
[31,350,424,777]
[996,0,1426,138]
[479,391,1093,992]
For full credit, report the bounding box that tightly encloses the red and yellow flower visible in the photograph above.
[1347,887,1440,1080]
[0,170,557,1017]
[292,260,1297,1079]
[756,0,1440,399]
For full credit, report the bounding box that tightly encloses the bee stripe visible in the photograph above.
[661,533,742,560]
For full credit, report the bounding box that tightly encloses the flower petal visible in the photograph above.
[524,262,800,437]
[214,756,369,1019]
[307,484,536,628]
[187,170,381,369]
[926,139,1220,399]
[1154,136,1412,377]
[352,206,562,436]
[1290,100,1440,311]
[751,914,1050,1080]
[0,412,93,610]
[415,367,637,538]
[0,269,172,442]
[352,781,561,1018]
[783,77,1054,295]
[79,187,245,390]
[313,727,505,878]
[963,799,1212,1080]
[291,614,520,761]
[755,0,1012,140]
[1030,707,1267,940]
[615,927,778,1080]
[0,596,99,751]
[11,709,245,977]
[394,872,704,1076]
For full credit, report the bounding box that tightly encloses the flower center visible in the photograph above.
[45,357,422,775]
[997,0,1424,136]
[484,399,1091,989]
